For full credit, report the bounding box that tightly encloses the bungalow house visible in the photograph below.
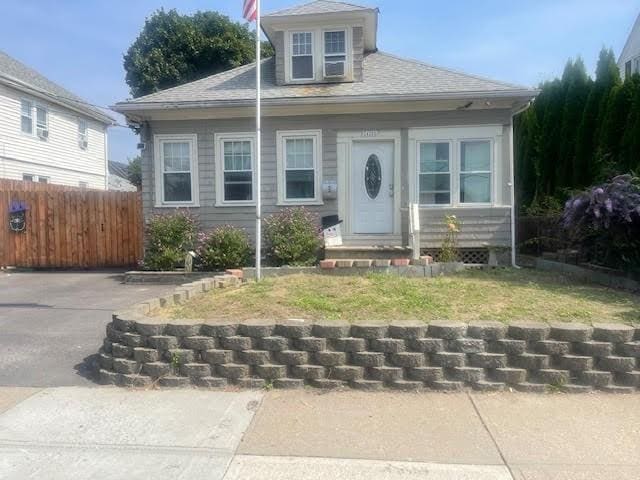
[0,50,114,189]
[113,0,537,264]
[618,13,640,81]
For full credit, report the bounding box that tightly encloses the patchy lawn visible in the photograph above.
[160,269,640,324]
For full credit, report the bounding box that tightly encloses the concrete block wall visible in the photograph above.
[97,278,640,393]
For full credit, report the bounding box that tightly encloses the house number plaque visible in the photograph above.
[361,129,378,138]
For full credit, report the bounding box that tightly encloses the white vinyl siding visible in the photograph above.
[215,132,256,206]
[153,134,199,206]
[276,129,322,205]
[0,84,108,189]
[291,32,314,80]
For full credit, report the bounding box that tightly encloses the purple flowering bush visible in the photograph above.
[562,175,640,272]
[197,225,251,271]
[263,208,322,266]
[143,210,198,271]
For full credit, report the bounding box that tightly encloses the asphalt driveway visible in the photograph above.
[0,271,173,387]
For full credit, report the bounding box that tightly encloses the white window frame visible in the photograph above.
[458,139,493,206]
[417,140,453,207]
[153,134,199,207]
[322,29,347,78]
[215,132,256,206]
[38,176,49,184]
[22,173,34,182]
[276,129,323,205]
[409,125,503,209]
[20,99,33,135]
[78,119,89,149]
[35,105,49,139]
[290,31,315,81]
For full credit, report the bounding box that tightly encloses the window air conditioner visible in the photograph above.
[37,128,49,139]
[324,60,345,78]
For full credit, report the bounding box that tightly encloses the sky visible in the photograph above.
[1,0,638,164]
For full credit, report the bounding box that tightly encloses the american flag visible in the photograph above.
[243,0,257,22]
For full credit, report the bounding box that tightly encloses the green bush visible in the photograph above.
[143,210,197,271]
[263,208,321,266]
[197,226,252,271]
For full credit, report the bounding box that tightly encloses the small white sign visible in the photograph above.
[361,130,378,138]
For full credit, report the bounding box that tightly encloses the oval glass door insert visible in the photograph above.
[364,154,382,199]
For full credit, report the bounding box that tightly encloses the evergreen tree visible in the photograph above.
[558,58,589,194]
[597,79,635,176]
[620,76,640,173]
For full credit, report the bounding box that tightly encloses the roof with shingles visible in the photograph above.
[264,0,374,17]
[115,51,533,110]
[0,50,113,124]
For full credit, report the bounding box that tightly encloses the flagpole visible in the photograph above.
[255,0,262,281]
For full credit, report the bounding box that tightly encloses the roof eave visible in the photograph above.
[112,89,538,114]
[0,75,116,126]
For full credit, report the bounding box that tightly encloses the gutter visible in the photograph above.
[509,100,534,268]
[111,89,539,113]
[0,75,115,126]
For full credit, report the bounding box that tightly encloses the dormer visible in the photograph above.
[262,0,379,85]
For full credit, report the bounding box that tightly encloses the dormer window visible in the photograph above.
[291,32,314,80]
[324,30,346,77]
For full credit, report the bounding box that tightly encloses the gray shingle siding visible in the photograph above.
[274,31,286,86]
[352,26,364,82]
[141,108,512,249]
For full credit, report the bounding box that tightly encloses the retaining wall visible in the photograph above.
[97,276,640,393]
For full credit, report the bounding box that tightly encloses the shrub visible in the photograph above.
[562,174,640,272]
[439,214,461,263]
[263,208,321,266]
[143,210,198,271]
[197,225,252,271]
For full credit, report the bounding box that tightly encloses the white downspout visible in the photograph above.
[509,101,532,268]
[104,125,109,190]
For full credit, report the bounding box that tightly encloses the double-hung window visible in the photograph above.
[419,142,451,205]
[460,141,491,204]
[215,133,255,205]
[35,106,48,138]
[291,32,314,80]
[323,30,346,77]
[78,119,88,149]
[154,134,198,206]
[21,100,33,134]
[277,130,322,204]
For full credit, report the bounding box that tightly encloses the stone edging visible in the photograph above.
[96,276,640,393]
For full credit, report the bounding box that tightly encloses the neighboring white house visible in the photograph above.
[0,50,114,189]
[619,13,640,81]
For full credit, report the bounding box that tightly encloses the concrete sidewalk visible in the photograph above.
[1,387,638,479]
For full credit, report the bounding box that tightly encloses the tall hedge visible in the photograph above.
[515,48,640,214]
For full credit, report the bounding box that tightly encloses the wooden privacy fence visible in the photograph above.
[0,180,143,268]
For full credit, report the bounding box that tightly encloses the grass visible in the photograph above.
[160,268,640,324]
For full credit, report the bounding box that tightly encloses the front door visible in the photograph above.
[351,140,394,234]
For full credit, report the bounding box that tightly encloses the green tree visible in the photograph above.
[574,48,620,186]
[558,58,589,193]
[619,76,640,173]
[127,156,142,189]
[124,9,274,98]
